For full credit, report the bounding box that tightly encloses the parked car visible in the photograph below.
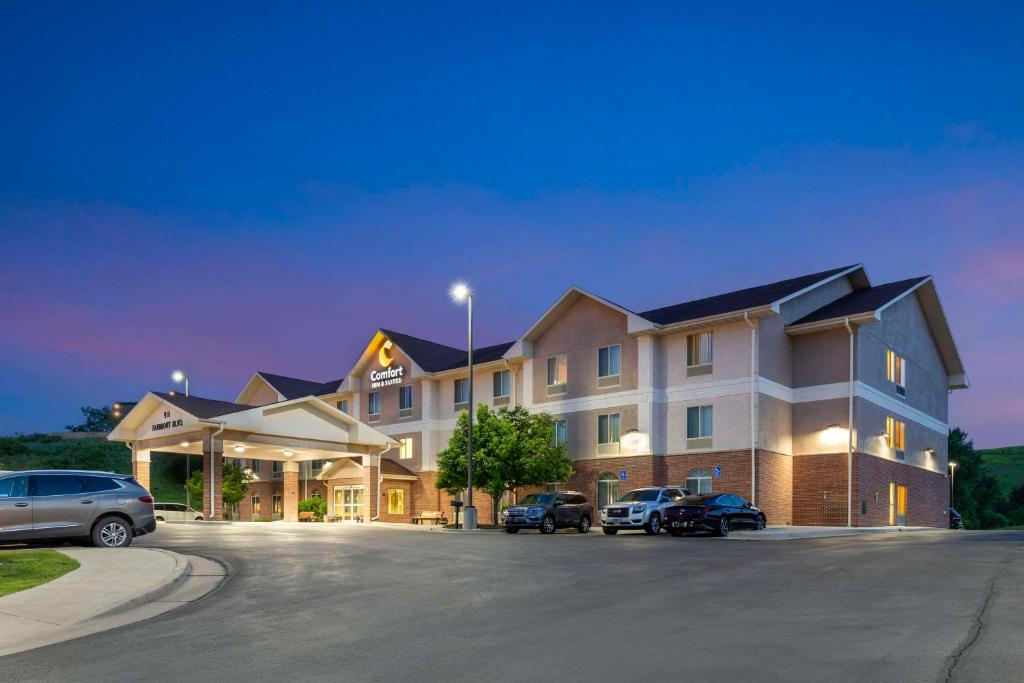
[0,470,156,547]
[601,486,690,535]
[949,508,965,530]
[503,492,593,534]
[663,493,766,537]
[154,502,205,522]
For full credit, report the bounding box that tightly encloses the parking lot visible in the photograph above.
[4,523,1022,682]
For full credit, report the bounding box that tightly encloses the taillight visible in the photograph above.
[138,495,154,503]
[701,507,710,514]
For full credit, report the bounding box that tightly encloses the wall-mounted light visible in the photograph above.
[925,447,936,456]
[179,441,190,448]
[822,423,847,447]
[233,444,246,454]
[283,449,295,457]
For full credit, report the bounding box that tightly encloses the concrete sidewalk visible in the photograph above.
[729,525,943,540]
[0,548,225,657]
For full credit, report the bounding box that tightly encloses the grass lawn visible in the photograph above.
[0,550,80,597]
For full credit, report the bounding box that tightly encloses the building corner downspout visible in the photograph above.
[744,311,758,506]
[371,444,394,521]
[844,318,855,528]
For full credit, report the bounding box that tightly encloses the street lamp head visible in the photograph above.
[949,461,957,469]
[171,370,186,383]
[450,282,470,303]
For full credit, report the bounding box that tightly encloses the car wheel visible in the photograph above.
[540,515,556,534]
[755,514,766,530]
[577,516,591,533]
[195,516,204,521]
[670,529,683,537]
[155,516,164,522]
[92,516,134,548]
[645,513,662,535]
[715,516,730,537]
[505,527,519,534]
[602,527,618,535]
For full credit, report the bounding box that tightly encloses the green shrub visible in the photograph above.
[298,497,327,518]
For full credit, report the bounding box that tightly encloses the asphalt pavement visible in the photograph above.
[2,523,1021,683]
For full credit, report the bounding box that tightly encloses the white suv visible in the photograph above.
[153,502,205,522]
[601,486,689,535]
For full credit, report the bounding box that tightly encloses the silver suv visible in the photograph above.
[0,470,157,547]
[601,486,690,535]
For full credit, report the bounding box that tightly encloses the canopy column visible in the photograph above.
[203,440,224,521]
[131,447,152,492]
[283,461,300,522]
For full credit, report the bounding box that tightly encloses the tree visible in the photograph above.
[436,405,573,524]
[299,497,327,519]
[185,461,252,518]
[949,428,1006,529]
[65,406,119,433]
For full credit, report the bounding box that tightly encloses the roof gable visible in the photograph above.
[789,277,929,326]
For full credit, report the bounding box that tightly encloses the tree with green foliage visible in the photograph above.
[185,461,253,519]
[299,497,327,519]
[949,427,1007,529]
[436,405,573,524]
[65,406,119,433]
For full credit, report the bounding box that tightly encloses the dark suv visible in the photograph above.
[503,492,593,534]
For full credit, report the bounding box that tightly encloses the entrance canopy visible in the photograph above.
[108,391,399,462]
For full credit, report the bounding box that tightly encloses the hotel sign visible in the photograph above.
[152,410,183,431]
[371,339,406,388]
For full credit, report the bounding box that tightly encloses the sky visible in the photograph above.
[1,2,1021,447]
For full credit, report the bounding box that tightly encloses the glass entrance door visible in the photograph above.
[334,486,365,522]
[596,474,620,510]
[889,483,908,526]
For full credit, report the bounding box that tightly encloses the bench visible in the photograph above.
[298,511,318,522]
[411,511,448,526]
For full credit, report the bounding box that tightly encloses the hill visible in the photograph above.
[978,445,1024,493]
[0,433,196,505]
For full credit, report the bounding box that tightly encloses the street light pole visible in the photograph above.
[949,462,957,508]
[451,282,477,530]
[172,370,190,397]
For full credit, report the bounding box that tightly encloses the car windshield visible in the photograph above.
[517,494,555,505]
[616,489,660,502]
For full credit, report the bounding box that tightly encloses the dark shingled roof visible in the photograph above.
[257,372,342,400]
[154,392,252,419]
[790,277,929,326]
[638,265,858,326]
[380,329,514,373]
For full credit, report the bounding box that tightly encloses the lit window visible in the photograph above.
[454,378,469,406]
[493,370,510,399]
[554,419,567,447]
[687,405,714,442]
[399,437,414,460]
[598,345,621,387]
[399,386,413,417]
[886,350,906,396]
[547,354,568,395]
[272,495,282,517]
[251,495,261,517]
[886,416,906,459]
[387,488,404,514]
[598,413,621,444]
[368,391,381,417]
[685,468,713,494]
[687,331,713,367]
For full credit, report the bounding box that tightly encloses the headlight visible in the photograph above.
[631,504,647,513]
[502,509,509,518]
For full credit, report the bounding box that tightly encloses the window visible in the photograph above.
[546,354,568,395]
[596,473,620,509]
[686,405,714,446]
[251,495,262,517]
[33,475,82,496]
[598,345,621,387]
[337,399,349,414]
[454,378,469,406]
[250,459,261,474]
[887,416,906,459]
[399,385,414,417]
[399,437,414,460]
[273,461,283,478]
[887,350,907,396]
[272,495,282,518]
[0,476,27,498]
[387,488,405,514]
[493,370,510,403]
[597,413,621,455]
[368,391,381,419]
[554,419,567,447]
[685,469,713,494]
[79,476,120,493]
[687,331,713,376]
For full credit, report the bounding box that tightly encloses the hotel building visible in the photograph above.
[109,264,967,528]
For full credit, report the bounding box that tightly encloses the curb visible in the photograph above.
[85,548,192,621]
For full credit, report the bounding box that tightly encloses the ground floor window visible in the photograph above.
[597,473,620,509]
[273,494,283,518]
[334,486,365,521]
[251,495,261,518]
[387,488,404,514]
[685,468,712,494]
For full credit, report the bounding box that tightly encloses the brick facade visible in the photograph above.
[132,460,151,492]
[202,451,223,520]
[282,470,299,522]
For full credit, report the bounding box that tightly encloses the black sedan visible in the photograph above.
[663,493,766,537]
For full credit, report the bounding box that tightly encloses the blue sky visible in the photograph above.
[1,2,1022,446]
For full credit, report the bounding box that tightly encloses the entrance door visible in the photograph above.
[596,474,620,510]
[889,483,908,526]
[334,486,365,521]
